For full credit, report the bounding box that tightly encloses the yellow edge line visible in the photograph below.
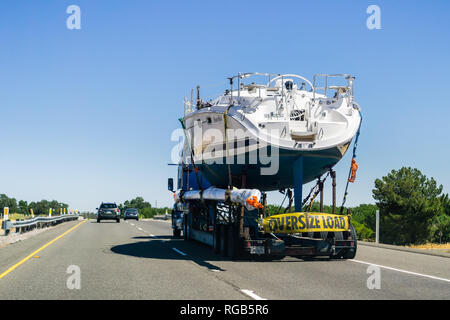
[0,219,87,279]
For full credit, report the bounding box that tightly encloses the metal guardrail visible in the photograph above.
[1,214,79,236]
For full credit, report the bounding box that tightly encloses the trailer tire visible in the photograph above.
[226,226,233,258]
[214,225,221,254]
[342,226,357,259]
[183,214,190,241]
[331,226,357,259]
[219,225,227,256]
[226,225,240,260]
[330,231,343,259]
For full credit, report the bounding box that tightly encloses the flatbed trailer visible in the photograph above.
[168,160,357,261]
[179,197,356,260]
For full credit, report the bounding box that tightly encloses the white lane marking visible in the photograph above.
[241,289,267,300]
[130,223,134,226]
[172,247,187,256]
[137,227,143,231]
[350,259,450,283]
[150,234,158,238]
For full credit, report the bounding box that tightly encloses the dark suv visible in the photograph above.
[96,202,120,223]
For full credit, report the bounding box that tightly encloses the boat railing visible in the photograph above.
[184,98,193,116]
[313,74,355,102]
[229,72,280,105]
[184,73,355,117]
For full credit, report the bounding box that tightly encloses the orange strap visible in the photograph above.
[348,159,358,183]
[246,196,264,209]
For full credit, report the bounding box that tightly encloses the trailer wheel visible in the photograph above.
[173,229,181,237]
[183,215,190,241]
[330,231,344,259]
[331,226,357,259]
[342,226,357,259]
[226,226,233,258]
[226,225,240,260]
[214,225,221,254]
[219,225,227,256]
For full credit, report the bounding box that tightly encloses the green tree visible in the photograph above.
[350,204,378,231]
[352,220,374,241]
[0,194,18,213]
[120,197,159,218]
[430,213,450,243]
[372,167,444,245]
[123,197,152,211]
[18,200,28,215]
[304,201,334,214]
[28,200,68,216]
[429,194,450,243]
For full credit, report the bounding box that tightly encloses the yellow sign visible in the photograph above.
[263,212,350,234]
[30,209,34,217]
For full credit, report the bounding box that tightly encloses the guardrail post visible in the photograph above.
[3,207,9,236]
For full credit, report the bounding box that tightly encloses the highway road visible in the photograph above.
[0,218,449,300]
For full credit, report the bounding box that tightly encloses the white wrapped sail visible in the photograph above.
[175,187,262,210]
[230,189,262,210]
[202,187,227,201]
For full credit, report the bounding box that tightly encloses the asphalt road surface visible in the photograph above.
[0,218,449,300]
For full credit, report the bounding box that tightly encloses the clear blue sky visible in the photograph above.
[0,0,449,212]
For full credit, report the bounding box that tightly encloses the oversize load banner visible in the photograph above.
[263,212,350,234]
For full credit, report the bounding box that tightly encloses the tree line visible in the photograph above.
[0,194,69,216]
[119,196,169,219]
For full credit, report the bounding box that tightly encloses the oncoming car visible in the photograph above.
[96,202,120,223]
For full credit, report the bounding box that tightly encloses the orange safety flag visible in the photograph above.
[246,196,264,209]
[348,159,358,183]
